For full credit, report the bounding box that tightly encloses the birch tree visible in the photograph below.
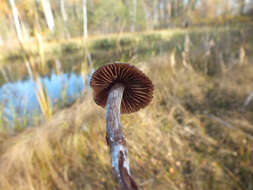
[60,0,70,38]
[159,0,165,21]
[60,0,68,22]
[40,0,55,31]
[153,0,159,27]
[142,0,151,30]
[9,0,23,41]
[131,0,137,32]
[83,0,88,39]
[163,0,169,22]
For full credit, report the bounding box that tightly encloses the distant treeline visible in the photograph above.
[0,0,253,42]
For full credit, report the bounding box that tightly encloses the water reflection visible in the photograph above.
[0,72,84,123]
[0,28,250,126]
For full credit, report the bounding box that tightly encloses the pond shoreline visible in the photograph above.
[0,25,247,65]
[0,24,252,129]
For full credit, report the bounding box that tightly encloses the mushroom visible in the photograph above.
[90,62,154,190]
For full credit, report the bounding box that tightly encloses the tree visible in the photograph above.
[60,0,68,22]
[163,0,169,22]
[40,0,55,31]
[83,0,88,39]
[131,0,137,32]
[60,0,70,38]
[9,0,23,41]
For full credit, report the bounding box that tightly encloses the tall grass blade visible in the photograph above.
[34,77,52,120]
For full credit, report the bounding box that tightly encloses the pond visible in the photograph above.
[0,34,172,127]
[0,27,251,127]
[0,72,85,119]
[0,48,148,127]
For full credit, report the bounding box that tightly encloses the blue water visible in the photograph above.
[0,72,85,123]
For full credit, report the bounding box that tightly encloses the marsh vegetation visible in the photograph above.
[0,0,253,190]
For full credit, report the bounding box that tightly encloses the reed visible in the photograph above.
[36,33,46,73]
[0,27,252,190]
[34,77,52,120]
[0,55,252,190]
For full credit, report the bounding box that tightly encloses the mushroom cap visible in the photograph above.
[90,63,154,114]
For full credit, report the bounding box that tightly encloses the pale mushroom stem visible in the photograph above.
[105,83,139,190]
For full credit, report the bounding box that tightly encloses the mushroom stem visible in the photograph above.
[105,83,139,190]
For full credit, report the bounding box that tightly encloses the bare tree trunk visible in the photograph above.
[167,1,172,26]
[40,0,55,31]
[153,0,159,28]
[131,0,137,32]
[106,84,139,190]
[83,0,88,39]
[159,0,164,21]
[171,0,179,18]
[142,0,151,30]
[171,0,176,18]
[60,0,70,38]
[163,0,169,22]
[60,0,68,22]
[9,0,23,41]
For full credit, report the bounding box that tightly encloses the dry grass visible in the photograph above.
[35,77,52,120]
[0,55,252,190]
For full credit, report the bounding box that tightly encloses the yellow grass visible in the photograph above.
[0,56,252,190]
[35,77,52,120]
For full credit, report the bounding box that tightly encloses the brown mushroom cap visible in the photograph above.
[90,63,154,114]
